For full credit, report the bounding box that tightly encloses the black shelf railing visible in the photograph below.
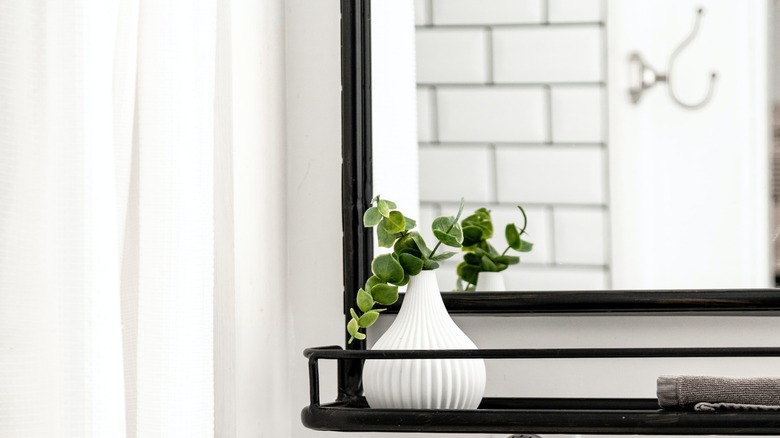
[303,341,780,434]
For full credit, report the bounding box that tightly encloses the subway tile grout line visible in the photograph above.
[599,0,613,290]
[418,141,607,147]
[488,144,499,203]
[417,82,606,88]
[485,27,494,85]
[428,200,609,210]
[426,0,434,25]
[542,0,549,24]
[547,205,557,265]
[544,84,553,145]
[415,22,604,30]
[430,86,440,143]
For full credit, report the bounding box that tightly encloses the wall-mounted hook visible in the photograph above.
[628,7,718,110]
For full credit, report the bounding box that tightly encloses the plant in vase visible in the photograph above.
[346,196,486,410]
[455,206,533,292]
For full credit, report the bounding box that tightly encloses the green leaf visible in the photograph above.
[376,225,397,248]
[433,227,463,248]
[357,289,374,312]
[457,262,480,285]
[371,283,399,305]
[395,273,410,286]
[494,255,520,265]
[363,207,382,227]
[516,205,529,236]
[461,208,493,240]
[409,232,432,258]
[461,226,484,248]
[393,234,422,259]
[505,224,521,251]
[381,211,406,234]
[432,216,455,236]
[454,198,466,222]
[422,259,440,270]
[403,216,417,230]
[350,308,359,320]
[353,332,366,340]
[495,262,508,272]
[377,199,392,217]
[365,275,384,293]
[347,318,360,337]
[398,253,424,276]
[463,252,481,265]
[430,251,456,262]
[372,254,405,284]
[384,200,397,209]
[517,239,534,252]
[481,255,498,272]
[358,310,380,328]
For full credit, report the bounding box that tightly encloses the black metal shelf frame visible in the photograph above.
[313,0,780,434]
[303,344,780,434]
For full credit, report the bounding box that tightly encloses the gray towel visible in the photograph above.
[657,375,780,411]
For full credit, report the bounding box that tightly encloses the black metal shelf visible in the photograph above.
[303,345,780,435]
[304,397,780,434]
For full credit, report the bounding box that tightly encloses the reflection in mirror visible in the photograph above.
[373,0,776,292]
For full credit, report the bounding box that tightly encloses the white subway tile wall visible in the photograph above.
[436,87,548,142]
[494,145,605,204]
[416,87,434,142]
[414,0,609,290]
[414,0,430,25]
[431,0,543,25]
[551,86,604,143]
[548,0,603,23]
[416,29,488,83]
[493,27,602,83]
[553,207,608,265]
[419,145,493,203]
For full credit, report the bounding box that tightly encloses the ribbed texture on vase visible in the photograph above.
[363,271,486,409]
[475,272,506,292]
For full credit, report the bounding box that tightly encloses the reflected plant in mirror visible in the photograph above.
[347,196,466,343]
[456,206,533,292]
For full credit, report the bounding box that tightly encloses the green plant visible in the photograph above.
[347,196,466,343]
[455,206,533,291]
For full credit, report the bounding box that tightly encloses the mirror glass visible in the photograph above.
[371,0,777,292]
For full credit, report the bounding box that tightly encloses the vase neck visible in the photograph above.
[399,271,445,312]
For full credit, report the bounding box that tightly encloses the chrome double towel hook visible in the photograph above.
[628,7,718,110]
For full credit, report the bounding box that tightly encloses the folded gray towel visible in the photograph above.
[657,376,780,411]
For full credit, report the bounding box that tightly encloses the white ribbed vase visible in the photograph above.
[363,271,486,409]
[475,272,506,292]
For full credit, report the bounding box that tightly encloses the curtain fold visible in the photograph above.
[0,1,289,436]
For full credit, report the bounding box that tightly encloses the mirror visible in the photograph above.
[371,0,777,292]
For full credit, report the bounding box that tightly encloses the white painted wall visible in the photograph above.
[608,0,773,289]
[285,1,345,437]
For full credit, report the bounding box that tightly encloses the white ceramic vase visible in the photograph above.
[475,271,506,292]
[363,271,486,409]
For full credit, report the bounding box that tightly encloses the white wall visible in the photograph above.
[285,1,345,437]
[608,0,772,289]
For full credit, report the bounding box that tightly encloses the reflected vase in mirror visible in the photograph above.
[363,271,486,409]
[475,272,506,292]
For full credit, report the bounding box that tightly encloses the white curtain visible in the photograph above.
[0,1,289,437]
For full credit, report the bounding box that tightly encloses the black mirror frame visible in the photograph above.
[340,0,373,401]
